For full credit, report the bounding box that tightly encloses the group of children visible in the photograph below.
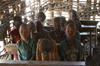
[9,9,84,61]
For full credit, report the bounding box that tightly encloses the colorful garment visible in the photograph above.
[50,30,65,43]
[36,39,60,61]
[60,38,84,61]
[9,29,21,59]
[16,37,36,60]
[9,29,21,43]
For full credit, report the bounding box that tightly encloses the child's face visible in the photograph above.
[14,21,22,29]
[38,17,45,22]
[54,22,61,31]
[69,12,77,21]
[65,26,76,39]
[19,26,29,40]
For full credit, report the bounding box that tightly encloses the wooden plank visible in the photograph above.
[0,60,85,66]
[80,20,99,25]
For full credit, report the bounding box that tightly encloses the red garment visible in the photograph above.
[9,29,21,43]
[9,29,21,59]
[50,30,65,43]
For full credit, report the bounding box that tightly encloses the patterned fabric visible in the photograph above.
[16,37,36,60]
[50,30,65,43]
[36,39,60,61]
[9,29,21,43]
[59,39,84,61]
[9,29,21,59]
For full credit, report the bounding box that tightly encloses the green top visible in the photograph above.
[16,37,36,60]
[61,31,81,41]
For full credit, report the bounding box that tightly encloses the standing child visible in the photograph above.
[69,9,82,32]
[60,23,84,61]
[34,11,46,23]
[9,16,22,60]
[16,24,36,60]
[50,17,64,43]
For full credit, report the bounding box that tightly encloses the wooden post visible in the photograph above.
[77,0,79,11]
[93,0,97,20]
[95,25,97,47]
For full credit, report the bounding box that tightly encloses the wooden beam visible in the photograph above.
[0,60,85,66]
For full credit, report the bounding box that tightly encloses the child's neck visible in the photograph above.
[67,38,74,45]
[23,38,28,44]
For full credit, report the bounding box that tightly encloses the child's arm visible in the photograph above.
[30,54,35,60]
[30,41,36,60]
[78,55,82,61]
[18,55,22,60]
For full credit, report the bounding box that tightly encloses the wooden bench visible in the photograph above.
[0,60,85,66]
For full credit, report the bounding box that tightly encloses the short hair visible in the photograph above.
[60,16,67,27]
[36,11,46,19]
[66,23,76,30]
[19,23,29,31]
[65,20,75,27]
[28,22,35,30]
[13,16,22,22]
[69,9,77,17]
[39,39,52,53]
[54,17,61,23]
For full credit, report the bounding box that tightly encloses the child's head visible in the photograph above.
[64,20,75,29]
[60,16,66,27]
[35,20,43,32]
[65,22,76,39]
[19,23,29,41]
[69,9,77,21]
[28,22,35,31]
[13,16,22,29]
[36,11,46,22]
[53,17,61,31]
[39,39,51,53]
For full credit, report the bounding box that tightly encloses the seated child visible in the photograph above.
[50,17,65,43]
[36,38,60,61]
[69,9,82,32]
[34,11,46,23]
[59,23,84,61]
[60,16,67,31]
[61,20,81,41]
[9,16,22,60]
[16,24,36,60]
[28,22,36,39]
[33,20,51,43]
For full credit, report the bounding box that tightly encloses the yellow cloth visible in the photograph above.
[36,39,60,61]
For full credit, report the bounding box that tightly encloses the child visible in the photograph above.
[34,11,46,23]
[16,24,36,60]
[33,20,51,43]
[36,38,60,61]
[69,9,82,32]
[59,23,84,61]
[50,17,64,43]
[28,22,36,39]
[9,16,22,60]
[60,16,67,31]
[61,20,81,41]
